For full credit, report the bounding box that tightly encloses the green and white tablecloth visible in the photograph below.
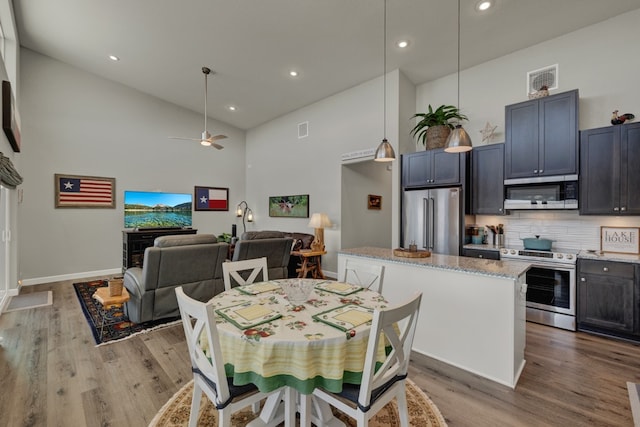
[203,279,390,395]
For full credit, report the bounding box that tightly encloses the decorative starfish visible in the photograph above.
[479,122,497,143]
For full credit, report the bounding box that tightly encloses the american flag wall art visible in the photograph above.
[194,186,228,211]
[55,174,116,208]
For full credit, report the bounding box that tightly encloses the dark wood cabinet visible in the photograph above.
[577,259,639,339]
[401,148,466,188]
[462,248,500,260]
[471,143,504,215]
[122,228,197,273]
[504,89,578,180]
[580,122,640,215]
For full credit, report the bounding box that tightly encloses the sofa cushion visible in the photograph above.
[154,234,218,248]
[241,230,286,240]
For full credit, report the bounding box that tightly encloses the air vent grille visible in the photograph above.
[298,121,309,139]
[527,64,558,94]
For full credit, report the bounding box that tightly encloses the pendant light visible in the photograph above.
[374,0,396,162]
[444,0,473,153]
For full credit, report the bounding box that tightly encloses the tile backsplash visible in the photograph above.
[474,212,640,252]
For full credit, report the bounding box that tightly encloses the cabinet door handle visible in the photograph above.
[580,277,586,282]
[539,169,544,174]
[614,207,620,211]
[478,255,483,258]
[603,267,609,272]
[533,169,538,174]
[621,207,627,212]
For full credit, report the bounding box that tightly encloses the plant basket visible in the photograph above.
[528,88,549,99]
[425,125,451,150]
[108,278,124,296]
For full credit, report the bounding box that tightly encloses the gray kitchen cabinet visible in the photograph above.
[462,248,500,260]
[471,143,504,215]
[577,258,639,339]
[580,122,640,215]
[401,148,465,188]
[504,89,578,180]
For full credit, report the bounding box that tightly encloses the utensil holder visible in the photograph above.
[498,235,505,248]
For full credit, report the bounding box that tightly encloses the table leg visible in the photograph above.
[297,257,309,278]
[314,256,325,279]
[245,389,286,427]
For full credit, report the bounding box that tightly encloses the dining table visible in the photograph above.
[204,277,391,427]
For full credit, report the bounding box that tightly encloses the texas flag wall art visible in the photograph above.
[195,186,229,211]
[55,174,115,208]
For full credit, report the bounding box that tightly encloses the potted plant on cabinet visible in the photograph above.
[410,104,468,150]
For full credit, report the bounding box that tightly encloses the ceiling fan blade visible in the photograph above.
[210,134,228,141]
[168,136,201,141]
[211,142,225,150]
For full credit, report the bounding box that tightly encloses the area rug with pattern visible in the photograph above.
[149,378,448,427]
[73,279,180,346]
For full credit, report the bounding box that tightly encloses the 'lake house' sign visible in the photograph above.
[601,227,640,254]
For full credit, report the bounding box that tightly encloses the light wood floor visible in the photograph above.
[1,278,639,426]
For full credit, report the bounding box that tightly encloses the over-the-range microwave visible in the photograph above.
[504,175,578,210]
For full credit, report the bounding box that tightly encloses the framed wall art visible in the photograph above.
[2,81,20,152]
[268,194,309,218]
[601,226,640,254]
[194,186,229,211]
[368,194,382,210]
[55,174,115,208]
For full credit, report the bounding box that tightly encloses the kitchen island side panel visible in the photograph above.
[338,252,527,388]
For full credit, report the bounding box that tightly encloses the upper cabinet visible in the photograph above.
[580,122,640,215]
[401,148,467,189]
[504,89,579,180]
[471,143,504,215]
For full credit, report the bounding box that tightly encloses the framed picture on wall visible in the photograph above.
[268,194,309,218]
[2,81,20,153]
[194,186,229,211]
[601,226,640,254]
[368,194,382,210]
[55,174,115,208]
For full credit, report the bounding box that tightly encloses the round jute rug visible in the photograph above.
[149,378,447,427]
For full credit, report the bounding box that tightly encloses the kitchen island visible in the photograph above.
[339,246,531,388]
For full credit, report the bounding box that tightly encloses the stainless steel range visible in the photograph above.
[501,248,577,331]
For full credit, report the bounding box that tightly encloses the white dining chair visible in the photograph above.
[223,257,269,291]
[312,292,423,427]
[341,259,385,294]
[175,286,279,427]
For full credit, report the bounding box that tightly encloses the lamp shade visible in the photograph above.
[444,125,473,153]
[308,213,331,228]
[374,138,396,162]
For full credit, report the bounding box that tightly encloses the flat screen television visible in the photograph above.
[124,191,193,229]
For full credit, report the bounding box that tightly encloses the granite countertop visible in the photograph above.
[577,250,640,265]
[339,246,531,279]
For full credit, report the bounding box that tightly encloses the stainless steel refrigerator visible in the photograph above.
[402,187,461,255]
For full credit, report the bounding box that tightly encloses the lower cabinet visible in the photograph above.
[577,258,639,339]
[462,248,500,260]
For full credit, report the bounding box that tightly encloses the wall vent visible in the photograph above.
[298,121,309,139]
[527,64,558,94]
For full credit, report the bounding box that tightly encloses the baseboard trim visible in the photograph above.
[21,268,122,287]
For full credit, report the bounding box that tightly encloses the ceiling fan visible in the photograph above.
[169,66,228,150]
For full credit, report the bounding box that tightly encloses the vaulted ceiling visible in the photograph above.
[13,0,640,130]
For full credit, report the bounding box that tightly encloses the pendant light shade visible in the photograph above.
[444,125,472,152]
[444,0,472,153]
[374,138,395,161]
[374,0,396,162]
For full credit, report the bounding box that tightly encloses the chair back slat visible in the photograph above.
[358,292,422,408]
[175,286,230,405]
[341,259,385,294]
[223,257,269,291]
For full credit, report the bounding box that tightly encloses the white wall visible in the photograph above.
[416,8,640,146]
[245,71,408,276]
[417,9,640,248]
[18,49,247,283]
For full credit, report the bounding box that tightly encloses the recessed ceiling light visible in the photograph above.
[289,70,299,77]
[109,55,120,61]
[476,1,492,11]
[397,40,409,49]
[227,105,237,111]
